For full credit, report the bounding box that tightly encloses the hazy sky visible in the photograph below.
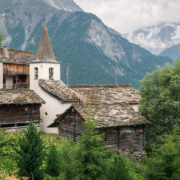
[74,0,180,33]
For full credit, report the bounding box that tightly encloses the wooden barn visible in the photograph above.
[0,89,45,131]
[48,84,150,156]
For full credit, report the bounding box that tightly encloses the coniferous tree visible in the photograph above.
[46,144,60,177]
[106,153,133,180]
[16,121,44,180]
[78,120,110,180]
[59,140,81,180]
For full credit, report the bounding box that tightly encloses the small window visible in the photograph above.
[34,67,38,79]
[49,68,54,80]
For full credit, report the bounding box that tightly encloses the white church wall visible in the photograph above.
[0,63,3,89]
[30,62,71,134]
[30,62,60,81]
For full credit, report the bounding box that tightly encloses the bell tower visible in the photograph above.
[30,24,60,90]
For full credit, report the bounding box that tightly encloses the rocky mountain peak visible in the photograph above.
[123,23,180,55]
[0,0,82,13]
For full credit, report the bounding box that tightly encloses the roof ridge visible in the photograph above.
[70,84,132,88]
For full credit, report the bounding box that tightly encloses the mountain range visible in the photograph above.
[124,23,180,59]
[0,0,173,88]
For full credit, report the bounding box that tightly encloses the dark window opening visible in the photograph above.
[49,68,54,80]
[1,124,14,128]
[34,67,38,79]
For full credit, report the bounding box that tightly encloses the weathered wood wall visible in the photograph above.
[0,104,41,125]
[58,111,84,141]
[58,113,145,152]
[3,63,29,76]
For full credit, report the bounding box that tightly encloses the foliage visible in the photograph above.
[0,130,19,175]
[172,126,180,180]
[77,120,110,180]
[16,122,44,180]
[145,125,180,180]
[106,153,133,180]
[0,33,2,47]
[139,59,180,143]
[172,143,180,180]
[46,144,60,177]
[58,140,81,180]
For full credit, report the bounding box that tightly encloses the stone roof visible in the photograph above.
[70,85,141,104]
[50,85,149,128]
[39,79,80,102]
[0,48,35,65]
[36,24,56,61]
[0,89,45,105]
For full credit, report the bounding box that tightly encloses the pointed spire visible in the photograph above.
[36,24,56,60]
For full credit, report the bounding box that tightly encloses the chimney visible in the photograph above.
[3,46,9,58]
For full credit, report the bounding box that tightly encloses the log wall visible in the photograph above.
[58,113,145,152]
[0,104,41,125]
[58,111,84,141]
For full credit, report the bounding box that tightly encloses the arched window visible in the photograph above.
[49,67,54,80]
[34,67,38,79]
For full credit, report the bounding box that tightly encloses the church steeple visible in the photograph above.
[36,24,56,60]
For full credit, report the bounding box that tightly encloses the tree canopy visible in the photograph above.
[0,34,2,47]
[139,59,180,143]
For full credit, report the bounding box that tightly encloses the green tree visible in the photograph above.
[172,126,180,180]
[145,126,180,180]
[172,144,180,180]
[16,122,44,180]
[59,140,81,180]
[0,34,2,47]
[46,144,60,177]
[106,153,133,180]
[139,59,180,143]
[77,120,110,180]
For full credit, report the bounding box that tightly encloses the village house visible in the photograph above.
[0,46,45,130]
[49,85,149,155]
[0,24,149,154]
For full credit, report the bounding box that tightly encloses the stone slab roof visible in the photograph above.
[0,89,45,105]
[50,85,149,128]
[39,79,81,102]
[70,85,141,104]
[0,48,35,65]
